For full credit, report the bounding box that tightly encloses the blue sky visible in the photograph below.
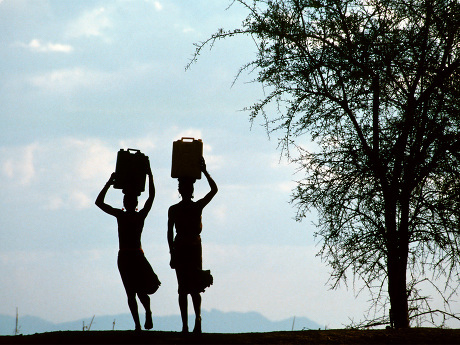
[1,0,455,330]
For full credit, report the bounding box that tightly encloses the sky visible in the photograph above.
[0,0,457,330]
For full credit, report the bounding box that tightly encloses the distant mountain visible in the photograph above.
[0,310,322,335]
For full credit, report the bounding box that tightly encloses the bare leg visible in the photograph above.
[138,293,152,330]
[191,293,202,334]
[178,293,188,333]
[127,292,141,331]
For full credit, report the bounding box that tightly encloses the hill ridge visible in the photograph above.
[0,309,321,335]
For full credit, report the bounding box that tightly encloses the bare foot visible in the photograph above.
[193,316,202,334]
[144,312,153,330]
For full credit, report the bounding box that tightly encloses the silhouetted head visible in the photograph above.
[178,177,196,200]
[123,193,138,212]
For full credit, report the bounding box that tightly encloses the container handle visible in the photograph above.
[181,137,196,142]
[127,148,140,153]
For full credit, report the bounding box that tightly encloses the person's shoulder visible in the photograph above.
[195,198,207,208]
[168,202,181,214]
[169,202,182,209]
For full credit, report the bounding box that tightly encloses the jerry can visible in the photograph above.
[171,137,203,179]
[114,148,148,195]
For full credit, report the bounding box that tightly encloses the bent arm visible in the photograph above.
[95,173,118,216]
[199,157,218,208]
[140,162,155,216]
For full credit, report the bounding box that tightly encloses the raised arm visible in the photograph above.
[95,173,119,216]
[139,160,155,216]
[198,157,218,208]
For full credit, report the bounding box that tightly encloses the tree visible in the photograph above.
[190,0,460,328]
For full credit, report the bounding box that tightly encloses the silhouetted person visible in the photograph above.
[168,157,218,334]
[95,161,160,331]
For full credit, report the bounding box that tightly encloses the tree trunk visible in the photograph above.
[385,198,410,329]
[387,254,410,328]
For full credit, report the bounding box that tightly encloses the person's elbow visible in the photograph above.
[95,199,103,208]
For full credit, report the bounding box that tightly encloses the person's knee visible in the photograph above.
[127,293,136,303]
[138,293,150,304]
[178,293,187,304]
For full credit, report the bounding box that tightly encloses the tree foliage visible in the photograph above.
[190,0,460,328]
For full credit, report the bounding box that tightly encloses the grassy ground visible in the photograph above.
[1,328,459,344]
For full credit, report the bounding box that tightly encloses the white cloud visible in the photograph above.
[277,180,296,193]
[211,204,227,222]
[45,196,65,211]
[0,130,223,211]
[0,143,39,186]
[141,0,163,11]
[26,62,159,95]
[66,6,112,41]
[71,190,93,209]
[28,67,111,94]
[48,138,116,209]
[0,138,117,210]
[118,137,157,154]
[153,1,163,11]
[172,128,203,142]
[182,27,195,34]
[18,39,74,53]
[72,138,115,180]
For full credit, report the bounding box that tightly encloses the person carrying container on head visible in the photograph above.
[168,152,217,334]
[96,154,160,332]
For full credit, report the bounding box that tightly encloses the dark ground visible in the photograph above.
[1,328,459,344]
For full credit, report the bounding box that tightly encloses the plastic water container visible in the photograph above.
[171,137,203,179]
[114,148,148,195]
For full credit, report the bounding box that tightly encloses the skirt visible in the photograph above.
[175,268,213,295]
[117,249,161,295]
[173,236,212,294]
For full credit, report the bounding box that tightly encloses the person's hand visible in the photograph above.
[108,172,116,185]
[200,157,207,173]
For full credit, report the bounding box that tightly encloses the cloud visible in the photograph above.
[18,39,74,53]
[46,137,116,209]
[0,143,38,186]
[0,138,116,210]
[0,129,224,211]
[141,0,163,11]
[70,190,93,209]
[182,27,195,34]
[153,1,162,11]
[71,138,115,180]
[66,6,112,41]
[118,137,157,153]
[28,67,112,94]
[211,204,227,222]
[171,128,203,142]
[25,62,160,95]
[277,180,296,193]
